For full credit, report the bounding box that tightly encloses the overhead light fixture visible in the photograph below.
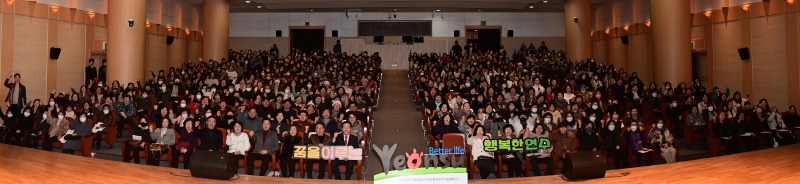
[645,21,651,27]
[704,11,711,17]
[185,29,191,35]
[245,0,250,3]
[257,6,262,8]
[50,5,59,14]
[478,10,481,12]
[623,26,629,31]
[741,4,749,11]
[436,9,440,11]
[87,12,95,20]
[311,10,313,11]
[529,6,534,8]
[543,0,548,3]
[604,29,609,34]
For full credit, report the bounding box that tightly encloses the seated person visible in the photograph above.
[172,118,198,169]
[331,122,360,180]
[625,120,652,167]
[278,125,302,178]
[466,125,496,179]
[148,118,176,166]
[195,117,223,152]
[124,118,153,164]
[649,118,677,163]
[246,120,279,176]
[305,123,332,179]
[431,114,460,143]
[63,113,91,155]
[523,123,553,176]
[498,125,523,178]
[227,121,250,159]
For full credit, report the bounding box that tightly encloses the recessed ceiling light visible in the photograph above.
[257,6,261,8]
[529,6,534,8]
[436,9,440,11]
[543,0,548,3]
[311,10,314,11]
[478,10,481,12]
[245,0,250,3]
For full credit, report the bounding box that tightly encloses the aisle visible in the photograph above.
[365,69,426,180]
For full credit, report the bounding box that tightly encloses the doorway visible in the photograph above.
[290,26,325,53]
[465,26,501,53]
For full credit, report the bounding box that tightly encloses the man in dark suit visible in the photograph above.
[99,59,107,84]
[5,73,26,117]
[195,117,222,152]
[331,121,360,180]
[305,122,332,179]
[333,40,342,53]
[85,59,97,85]
[247,119,279,176]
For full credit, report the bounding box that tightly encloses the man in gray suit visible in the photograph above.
[247,119,280,176]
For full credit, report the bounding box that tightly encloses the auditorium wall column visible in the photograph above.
[785,3,799,110]
[565,0,592,61]
[202,0,229,61]
[107,0,146,84]
[650,0,692,83]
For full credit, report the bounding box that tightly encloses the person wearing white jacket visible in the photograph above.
[227,122,251,156]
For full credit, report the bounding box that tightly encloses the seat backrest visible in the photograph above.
[442,133,465,151]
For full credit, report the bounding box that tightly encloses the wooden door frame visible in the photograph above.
[288,26,326,52]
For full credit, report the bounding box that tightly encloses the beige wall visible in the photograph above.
[186,40,201,63]
[168,38,186,68]
[628,34,651,83]
[147,34,166,74]
[13,15,48,100]
[751,15,788,109]
[711,21,743,92]
[56,22,86,93]
[229,37,290,55]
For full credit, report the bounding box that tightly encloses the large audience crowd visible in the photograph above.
[411,41,800,179]
[0,47,381,180]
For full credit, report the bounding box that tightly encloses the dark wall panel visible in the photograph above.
[358,21,432,36]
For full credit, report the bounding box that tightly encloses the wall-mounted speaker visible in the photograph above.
[738,47,750,60]
[49,47,61,60]
[454,30,460,37]
[276,30,282,37]
[332,30,338,37]
[620,36,628,44]
[166,36,175,45]
[508,30,514,37]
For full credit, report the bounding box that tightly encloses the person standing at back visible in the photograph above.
[333,40,342,54]
[85,59,97,85]
[99,59,107,84]
[5,73,27,118]
[451,41,462,56]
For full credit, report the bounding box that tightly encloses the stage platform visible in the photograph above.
[2,143,798,183]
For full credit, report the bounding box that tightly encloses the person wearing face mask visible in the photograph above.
[560,112,578,132]
[577,119,601,152]
[135,92,152,118]
[63,113,91,155]
[1,109,20,145]
[601,120,627,169]
[624,121,652,167]
[155,83,170,104]
[113,95,137,138]
[667,100,684,138]
[94,105,115,149]
[649,118,677,163]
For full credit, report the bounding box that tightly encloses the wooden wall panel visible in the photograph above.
[13,15,48,101]
[186,40,202,63]
[0,13,13,102]
[168,38,186,68]
[751,15,788,109]
[46,20,56,94]
[711,21,743,92]
[147,34,166,76]
[628,34,650,83]
[609,37,627,69]
[229,37,290,55]
[592,40,607,64]
[56,21,86,92]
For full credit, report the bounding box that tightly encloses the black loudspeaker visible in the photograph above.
[454,30,460,37]
[166,36,175,45]
[276,30,282,37]
[49,47,61,60]
[562,151,607,181]
[508,30,514,37]
[332,30,338,37]
[620,36,629,44]
[189,151,238,180]
[738,47,750,60]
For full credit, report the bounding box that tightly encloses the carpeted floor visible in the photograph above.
[365,70,427,180]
